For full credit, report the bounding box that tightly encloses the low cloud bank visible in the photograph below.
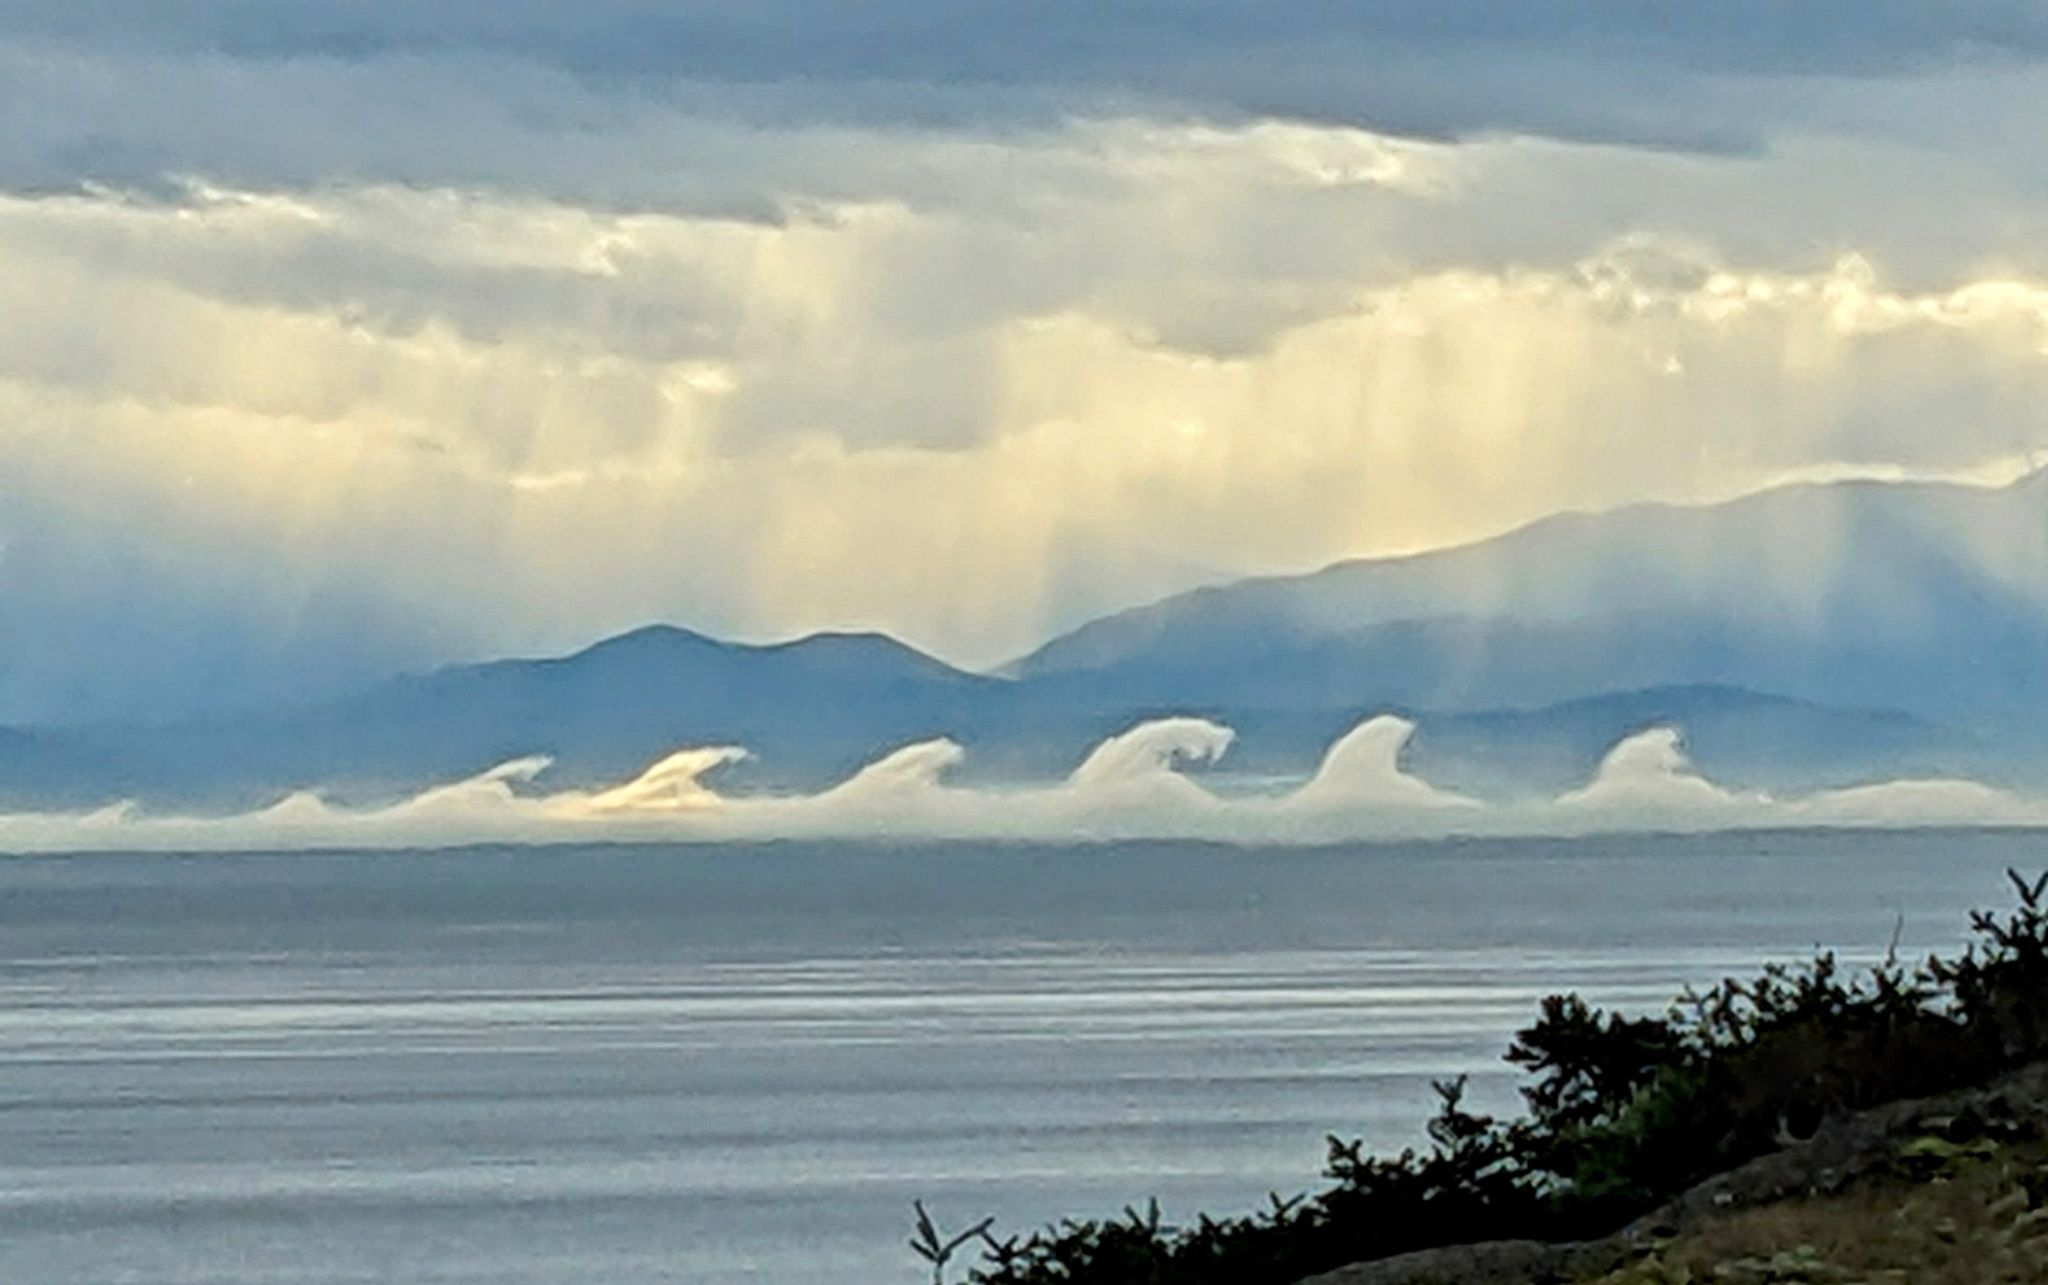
[1,717,2043,853]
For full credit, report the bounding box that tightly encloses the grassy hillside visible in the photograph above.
[1578,1099,2048,1285]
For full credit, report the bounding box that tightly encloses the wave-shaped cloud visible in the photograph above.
[1286,715,1480,815]
[1,717,2043,854]
[1554,726,1767,817]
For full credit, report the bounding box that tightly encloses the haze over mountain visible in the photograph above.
[1014,470,2048,732]
[1,472,2039,814]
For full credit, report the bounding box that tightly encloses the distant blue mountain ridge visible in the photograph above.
[1012,469,2048,727]
[0,471,2042,812]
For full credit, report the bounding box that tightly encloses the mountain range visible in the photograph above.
[1,470,2042,812]
[1015,469,2048,728]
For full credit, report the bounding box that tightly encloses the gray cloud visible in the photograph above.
[0,0,2043,198]
[8,2,2042,86]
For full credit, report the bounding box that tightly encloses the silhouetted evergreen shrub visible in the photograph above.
[923,867,2048,1285]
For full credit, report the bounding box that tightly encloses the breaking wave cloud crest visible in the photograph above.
[3,717,2045,853]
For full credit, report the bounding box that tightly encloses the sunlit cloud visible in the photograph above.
[8,166,2048,724]
[4,8,2048,721]
[2,716,2041,854]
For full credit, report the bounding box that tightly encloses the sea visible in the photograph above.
[0,830,2039,1284]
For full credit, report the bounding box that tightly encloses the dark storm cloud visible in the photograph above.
[9,1,2043,81]
[3,1,2044,152]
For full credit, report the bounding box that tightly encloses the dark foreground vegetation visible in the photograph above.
[916,868,2048,1284]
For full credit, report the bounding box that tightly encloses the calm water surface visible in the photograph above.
[0,831,2039,1283]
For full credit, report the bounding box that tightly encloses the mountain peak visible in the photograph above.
[561,624,974,680]
[566,623,724,660]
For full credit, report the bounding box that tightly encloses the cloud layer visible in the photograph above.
[3,0,2045,179]
[2,716,2041,854]
[9,170,2048,719]
[6,9,2048,720]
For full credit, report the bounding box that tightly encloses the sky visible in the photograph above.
[8,4,2048,723]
